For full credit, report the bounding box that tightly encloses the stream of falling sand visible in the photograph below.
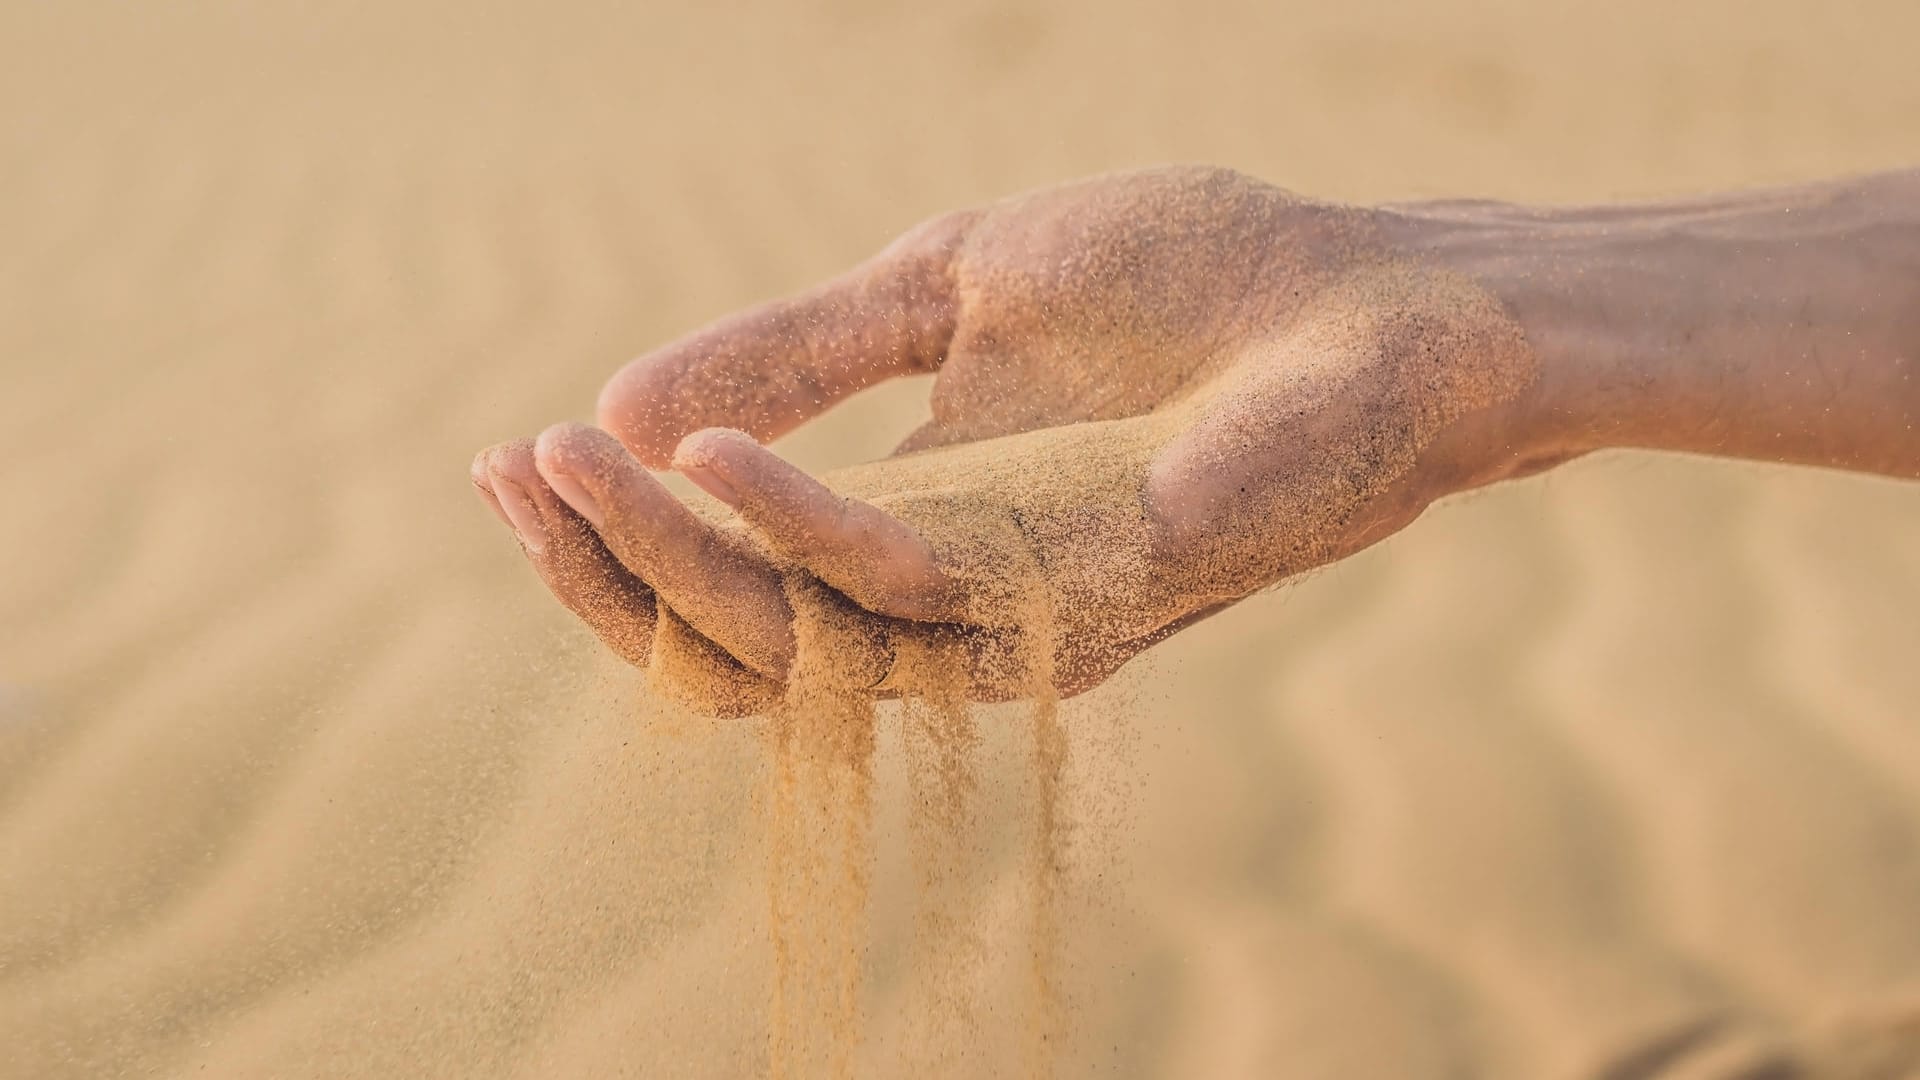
[757,587,1068,1080]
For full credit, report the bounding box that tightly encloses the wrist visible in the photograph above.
[1386,173,1920,477]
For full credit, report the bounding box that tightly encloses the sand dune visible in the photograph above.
[3,1,1920,1076]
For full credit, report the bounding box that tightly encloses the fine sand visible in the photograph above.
[4,1,1920,1077]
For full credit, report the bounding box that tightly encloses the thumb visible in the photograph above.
[597,209,977,468]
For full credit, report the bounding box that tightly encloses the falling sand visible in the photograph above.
[652,567,1073,1078]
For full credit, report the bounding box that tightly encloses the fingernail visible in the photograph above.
[680,463,739,508]
[543,468,605,530]
[492,478,549,554]
[472,481,516,531]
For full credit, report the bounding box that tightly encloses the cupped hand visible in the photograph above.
[471,167,1537,714]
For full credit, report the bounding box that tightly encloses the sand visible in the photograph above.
[4,1,1920,1077]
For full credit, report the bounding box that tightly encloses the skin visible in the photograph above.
[471,166,1920,709]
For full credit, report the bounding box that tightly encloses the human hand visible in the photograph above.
[471,167,1538,714]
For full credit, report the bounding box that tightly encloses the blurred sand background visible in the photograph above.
[3,1,1920,1077]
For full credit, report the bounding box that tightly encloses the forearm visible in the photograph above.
[1394,171,1920,479]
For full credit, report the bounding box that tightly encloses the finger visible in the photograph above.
[469,454,516,531]
[474,439,552,553]
[597,210,977,467]
[672,428,961,623]
[474,440,656,667]
[534,422,796,678]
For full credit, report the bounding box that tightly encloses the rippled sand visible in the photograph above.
[3,1,1920,1076]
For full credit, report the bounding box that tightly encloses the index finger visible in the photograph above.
[597,210,978,468]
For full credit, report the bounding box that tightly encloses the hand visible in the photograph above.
[471,167,1538,715]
